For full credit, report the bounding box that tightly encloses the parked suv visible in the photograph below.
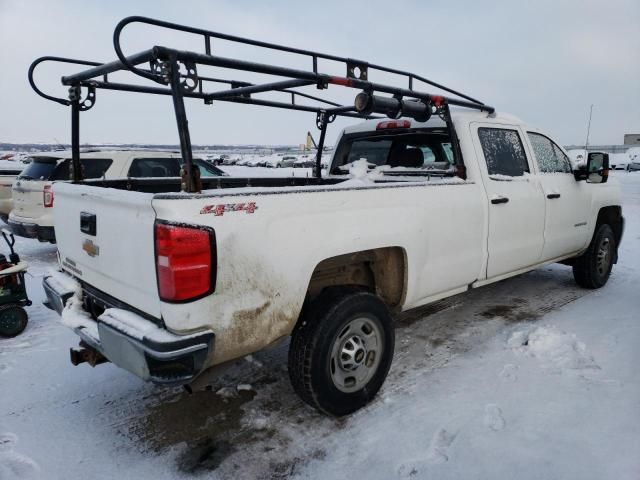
[0,159,28,223]
[9,150,225,242]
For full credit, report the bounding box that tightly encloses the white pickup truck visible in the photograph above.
[43,112,623,415]
[32,17,623,415]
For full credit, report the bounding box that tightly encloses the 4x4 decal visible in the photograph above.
[200,202,258,216]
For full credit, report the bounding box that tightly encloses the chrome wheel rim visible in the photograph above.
[329,316,383,393]
[596,237,611,276]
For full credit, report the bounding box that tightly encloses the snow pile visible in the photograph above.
[489,172,531,181]
[508,325,599,371]
[55,270,97,336]
[337,158,381,186]
[0,432,40,480]
[45,268,81,295]
[61,291,99,340]
[336,158,466,187]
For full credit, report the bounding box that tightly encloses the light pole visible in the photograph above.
[584,104,594,152]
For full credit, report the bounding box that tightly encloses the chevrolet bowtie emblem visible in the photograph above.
[82,239,100,257]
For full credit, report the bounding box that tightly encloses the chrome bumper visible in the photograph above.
[43,271,215,384]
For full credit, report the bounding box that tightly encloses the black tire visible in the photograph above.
[573,224,616,289]
[288,288,395,416]
[0,304,28,338]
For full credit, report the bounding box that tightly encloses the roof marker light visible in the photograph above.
[376,120,411,130]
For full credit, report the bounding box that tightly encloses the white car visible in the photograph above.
[9,150,225,242]
[45,113,623,415]
[0,159,28,223]
[278,155,298,168]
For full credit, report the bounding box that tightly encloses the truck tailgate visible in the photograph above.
[53,183,161,318]
[12,179,47,219]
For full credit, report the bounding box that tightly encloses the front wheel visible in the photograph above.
[288,288,395,416]
[573,224,616,289]
[0,304,28,337]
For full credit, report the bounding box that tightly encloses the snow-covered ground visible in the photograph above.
[0,172,639,479]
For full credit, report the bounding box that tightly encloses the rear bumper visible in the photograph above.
[8,219,55,242]
[43,271,215,384]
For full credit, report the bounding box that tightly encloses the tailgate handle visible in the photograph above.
[80,212,97,236]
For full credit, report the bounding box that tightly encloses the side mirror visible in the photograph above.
[586,152,609,184]
[574,152,609,183]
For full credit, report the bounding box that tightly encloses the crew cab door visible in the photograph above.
[472,124,545,278]
[526,132,591,260]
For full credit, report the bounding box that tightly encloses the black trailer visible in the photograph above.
[29,16,494,193]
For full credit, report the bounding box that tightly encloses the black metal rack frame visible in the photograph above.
[28,16,495,192]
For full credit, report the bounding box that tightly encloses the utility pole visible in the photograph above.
[584,104,594,151]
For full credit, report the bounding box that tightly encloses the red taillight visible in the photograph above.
[155,222,215,302]
[376,120,411,130]
[43,185,54,208]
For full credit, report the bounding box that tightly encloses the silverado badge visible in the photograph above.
[82,239,100,257]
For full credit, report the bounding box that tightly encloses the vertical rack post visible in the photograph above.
[442,103,466,180]
[69,85,82,183]
[314,111,329,179]
[168,58,199,193]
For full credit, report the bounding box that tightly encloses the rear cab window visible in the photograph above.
[331,129,456,177]
[478,127,530,178]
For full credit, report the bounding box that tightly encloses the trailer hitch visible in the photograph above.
[70,342,108,367]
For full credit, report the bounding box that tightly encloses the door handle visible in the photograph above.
[546,193,561,199]
[491,196,509,204]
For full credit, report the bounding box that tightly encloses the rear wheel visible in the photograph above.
[0,305,28,337]
[573,224,616,289]
[288,288,395,416]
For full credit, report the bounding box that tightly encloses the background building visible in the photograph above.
[624,134,640,145]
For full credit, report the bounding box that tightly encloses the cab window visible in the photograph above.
[193,158,224,177]
[128,158,181,177]
[478,127,530,177]
[527,132,572,173]
[51,158,113,180]
[128,157,224,177]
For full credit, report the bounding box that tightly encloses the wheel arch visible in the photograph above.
[305,247,407,311]
[596,205,623,263]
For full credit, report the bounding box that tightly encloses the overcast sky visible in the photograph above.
[1,0,638,147]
